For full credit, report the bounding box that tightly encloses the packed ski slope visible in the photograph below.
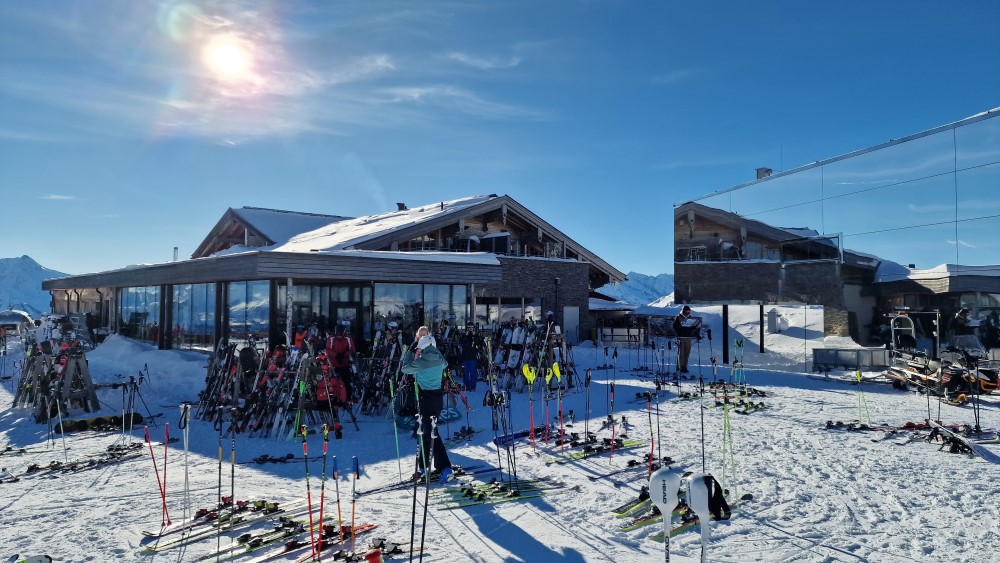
[1,306,998,563]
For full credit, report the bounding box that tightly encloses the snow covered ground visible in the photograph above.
[1,305,998,563]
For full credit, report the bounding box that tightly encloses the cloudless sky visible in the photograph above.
[1,1,998,276]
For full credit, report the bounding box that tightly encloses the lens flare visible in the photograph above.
[202,34,254,80]
[156,2,201,42]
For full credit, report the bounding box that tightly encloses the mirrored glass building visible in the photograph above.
[674,108,1000,347]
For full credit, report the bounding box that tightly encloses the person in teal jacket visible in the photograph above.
[401,330,453,482]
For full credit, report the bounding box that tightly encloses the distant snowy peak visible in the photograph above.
[596,271,674,306]
[0,255,67,317]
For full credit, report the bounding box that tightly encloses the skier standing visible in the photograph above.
[401,331,453,482]
[458,326,483,392]
[672,306,698,373]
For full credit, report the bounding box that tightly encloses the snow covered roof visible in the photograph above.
[907,264,1000,279]
[0,309,33,323]
[874,259,913,283]
[232,207,351,247]
[630,303,682,317]
[274,196,496,252]
[872,262,1000,296]
[877,263,1000,283]
[193,207,352,258]
[588,297,636,312]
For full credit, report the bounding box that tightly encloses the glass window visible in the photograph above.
[118,285,159,342]
[451,285,468,328]
[523,297,542,325]
[500,298,523,323]
[375,283,423,337]
[475,300,500,330]
[228,281,269,345]
[172,283,216,350]
[424,284,451,329]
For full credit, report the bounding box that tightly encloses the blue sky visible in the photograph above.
[1,1,998,277]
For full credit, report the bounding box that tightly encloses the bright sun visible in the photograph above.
[202,35,253,79]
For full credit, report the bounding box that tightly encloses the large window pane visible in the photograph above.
[118,285,159,342]
[375,283,422,337]
[228,280,269,344]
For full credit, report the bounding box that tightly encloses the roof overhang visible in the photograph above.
[42,251,502,290]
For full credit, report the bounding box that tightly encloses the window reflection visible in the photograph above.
[172,283,216,350]
[118,285,160,342]
[685,114,1000,271]
[229,281,269,344]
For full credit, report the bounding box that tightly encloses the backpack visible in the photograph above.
[316,376,348,405]
[393,379,418,417]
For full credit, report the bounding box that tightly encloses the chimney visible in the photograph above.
[756,167,773,180]
[173,246,179,262]
[396,202,407,211]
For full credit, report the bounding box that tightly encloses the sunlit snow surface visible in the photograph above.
[1,305,997,562]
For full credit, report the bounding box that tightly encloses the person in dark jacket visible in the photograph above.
[401,331,453,482]
[672,306,699,373]
[458,326,483,392]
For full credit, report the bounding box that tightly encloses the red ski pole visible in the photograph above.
[317,424,329,561]
[144,426,170,526]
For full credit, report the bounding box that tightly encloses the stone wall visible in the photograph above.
[476,257,594,340]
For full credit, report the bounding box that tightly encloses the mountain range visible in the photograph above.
[596,271,674,306]
[0,255,67,317]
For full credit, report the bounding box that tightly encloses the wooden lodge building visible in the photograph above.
[42,195,625,351]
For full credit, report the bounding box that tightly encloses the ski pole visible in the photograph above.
[55,397,68,463]
[163,422,170,525]
[229,409,237,536]
[699,375,706,473]
[409,413,423,562]
[332,455,344,532]
[609,381,616,463]
[388,351,404,481]
[646,392,654,476]
[317,424,329,560]
[350,456,359,553]
[554,363,565,451]
[507,389,520,493]
[418,418,436,563]
[543,369,551,444]
[584,369,592,443]
[179,403,191,525]
[655,385,662,465]
[522,364,537,449]
[301,425,317,561]
[215,407,223,557]
[143,426,170,527]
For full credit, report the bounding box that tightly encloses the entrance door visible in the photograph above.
[331,302,361,338]
[563,306,579,345]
